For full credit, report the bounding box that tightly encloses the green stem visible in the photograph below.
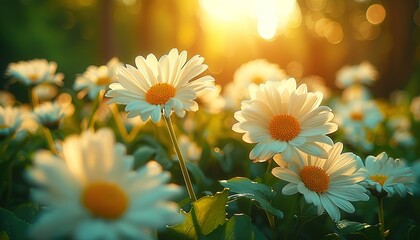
[163,114,197,201]
[87,90,104,130]
[266,210,277,239]
[28,86,39,108]
[377,196,386,240]
[191,203,203,237]
[1,136,29,207]
[28,86,58,155]
[110,103,129,143]
[284,194,300,240]
[41,126,58,155]
[293,213,320,240]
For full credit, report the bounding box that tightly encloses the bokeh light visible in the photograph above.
[366,3,386,25]
[0,0,418,98]
[199,0,301,40]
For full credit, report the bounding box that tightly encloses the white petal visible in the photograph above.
[282,183,298,195]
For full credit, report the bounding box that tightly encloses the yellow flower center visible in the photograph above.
[350,111,364,121]
[370,175,388,186]
[269,114,301,141]
[28,74,39,82]
[252,76,264,84]
[300,165,330,193]
[82,182,128,219]
[145,83,176,105]
[96,76,111,86]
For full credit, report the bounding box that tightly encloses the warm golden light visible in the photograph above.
[199,0,301,40]
[121,0,137,6]
[199,0,252,22]
[255,0,278,40]
[325,22,343,44]
[257,16,278,40]
[314,18,343,44]
[366,4,386,25]
[306,0,327,11]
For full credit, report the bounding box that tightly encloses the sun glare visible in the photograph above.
[199,0,301,40]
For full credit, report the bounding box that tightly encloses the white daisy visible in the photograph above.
[362,152,415,197]
[341,85,372,102]
[0,105,23,138]
[27,128,183,240]
[223,59,287,109]
[74,58,122,100]
[17,105,39,137]
[105,48,215,123]
[6,59,64,86]
[335,61,378,88]
[333,99,383,151]
[0,91,15,107]
[33,102,65,129]
[410,96,420,121]
[299,75,331,101]
[388,116,416,147]
[233,59,287,88]
[196,84,225,114]
[232,79,338,162]
[33,84,59,102]
[272,143,369,222]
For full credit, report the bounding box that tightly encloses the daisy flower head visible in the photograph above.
[341,85,372,102]
[410,96,420,121]
[223,59,287,109]
[232,78,338,162]
[27,128,183,240]
[33,102,65,130]
[272,143,369,222]
[33,84,59,102]
[18,105,39,137]
[233,59,287,88]
[105,48,215,123]
[0,105,23,139]
[74,58,122,100]
[387,115,416,147]
[196,84,225,114]
[6,59,64,87]
[333,99,383,151]
[363,152,415,197]
[0,91,15,107]
[335,61,378,89]
[299,75,331,101]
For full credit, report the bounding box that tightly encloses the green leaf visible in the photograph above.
[323,233,340,240]
[186,162,213,187]
[0,207,30,240]
[223,214,256,240]
[133,145,156,169]
[336,220,371,236]
[220,177,283,219]
[211,144,234,173]
[0,231,9,240]
[13,202,40,224]
[132,136,173,170]
[142,135,173,169]
[171,189,228,239]
[203,214,265,240]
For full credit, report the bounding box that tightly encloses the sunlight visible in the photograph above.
[199,0,301,40]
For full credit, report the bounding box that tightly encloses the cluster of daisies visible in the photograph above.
[1,49,418,239]
[232,77,414,221]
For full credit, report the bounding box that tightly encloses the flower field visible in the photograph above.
[1,1,420,240]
